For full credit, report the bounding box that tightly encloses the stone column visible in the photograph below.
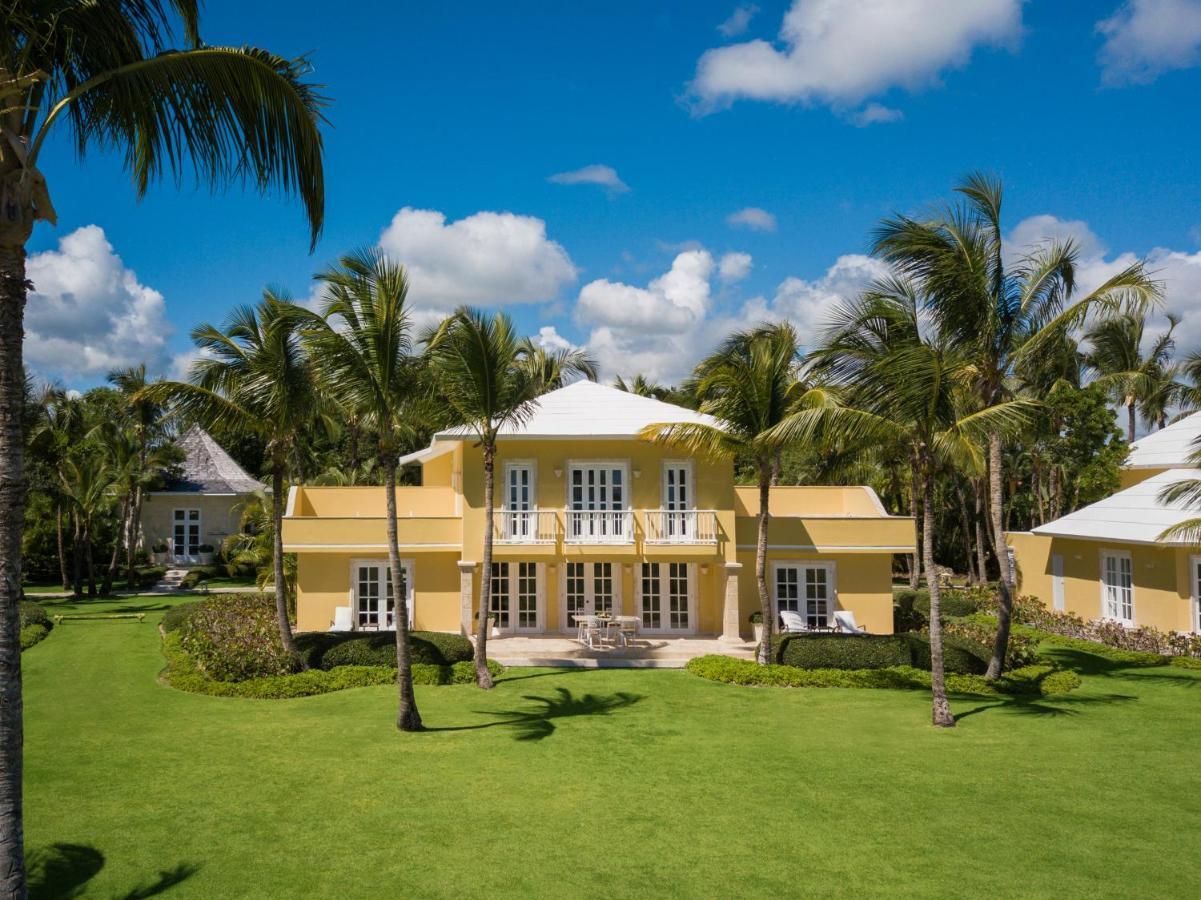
[720,561,744,643]
[457,561,476,636]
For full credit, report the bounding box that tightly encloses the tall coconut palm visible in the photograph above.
[58,455,116,598]
[1,5,325,887]
[28,387,86,590]
[140,294,328,662]
[425,309,575,689]
[787,284,1034,726]
[1085,311,1179,443]
[639,322,828,664]
[872,172,1161,678]
[516,338,598,390]
[299,249,427,729]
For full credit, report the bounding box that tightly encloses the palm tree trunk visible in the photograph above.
[922,459,955,728]
[475,441,496,688]
[973,481,988,585]
[383,459,422,731]
[0,239,29,897]
[1126,401,1136,445]
[756,464,773,665]
[986,431,1014,680]
[72,514,84,599]
[908,464,921,590]
[56,500,69,590]
[954,481,974,584]
[126,485,143,587]
[85,521,98,597]
[270,466,301,661]
[102,497,128,596]
[1048,464,1061,522]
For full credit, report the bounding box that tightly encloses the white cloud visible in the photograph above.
[1097,0,1201,85]
[531,325,578,353]
[718,4,759,37]
[377,208,577,312]
[719,251,753,282]
[690,0,1022,112]
[547,164,630,194]
[726,206,777,232]
[25,226,173,383]
[851,102,904,127]
[577,250,714,334]
[751,254,892,340]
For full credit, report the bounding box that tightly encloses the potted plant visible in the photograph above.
[151,541,169,565]
[748,610,764,643]
[474,609,499,637]
[197,543,216,565]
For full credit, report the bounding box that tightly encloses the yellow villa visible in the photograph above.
[1007,412,1201,634]
[282,381,915,644]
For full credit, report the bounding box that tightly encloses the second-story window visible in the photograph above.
[504,461,535,541]
[567,462,628,542]
[662,461,694,540]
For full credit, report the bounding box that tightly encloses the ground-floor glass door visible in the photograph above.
[172,508,200,563]
[352,560,413,631]
[772,562,834,628]
[638,562,693,633]
[562,561,618,630]
[490,561,541,633]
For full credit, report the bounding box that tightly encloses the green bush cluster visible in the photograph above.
[686,655,1078,697]
[180,566,222,590]
[162,633,500,698]
[295,630,474,670]
[894,586,993,632]
[161,601,202,633]
[20,624,49,651]
[775,632,989,675]
[19,600,52,631]
[892,589,928,632]
[134,565,167,589]
[1029,630,1167,668]
[1170,656,1201,670]
[178,593,297,681]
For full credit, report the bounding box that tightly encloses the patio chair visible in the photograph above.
[615,616,639,647]
[833,610,867,634]
[779,610,809,633]
[581,615,605,649]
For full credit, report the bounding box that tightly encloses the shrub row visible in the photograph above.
[161,601,202,633]
[940,618,1039,669]
[686,655,1079,697]
[19,601,52,631]
[20,624,49,651]
[178,593,297,681]
[162,633,501,699]
[180,566,223,590]
[296,630,474,670]
[134,566,167,589]
[774,632,991,675]
[893,585,992,632]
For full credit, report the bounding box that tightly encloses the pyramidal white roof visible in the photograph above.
[1032,467,1201,545]
[435,380,719,440]
[1125,411,1201,469]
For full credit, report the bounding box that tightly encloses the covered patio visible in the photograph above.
[479,634,758,668]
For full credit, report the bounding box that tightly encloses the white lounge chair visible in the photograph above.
[331,605,353,631]
[779,610,809,633]
[834,610,866,634]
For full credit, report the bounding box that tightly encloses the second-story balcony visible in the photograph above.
[644,509,719,545]
[566,509,634,544]
[492,508,720,546]
[494,510,558,544]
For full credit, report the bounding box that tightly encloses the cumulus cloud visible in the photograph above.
[577,250,713,334]
[746,254,892,341]
[531,325,578,353]
[1097,0,1201,85]
[690,0,1022,113]
[547,164,630,194]
[718,4,759,37]
[377,208,577,312]
[718,251,753,282]
[850,102,904,126]
[726,206,777,231]
[25,226,173,384]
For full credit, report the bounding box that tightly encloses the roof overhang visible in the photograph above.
[397,440,455,467]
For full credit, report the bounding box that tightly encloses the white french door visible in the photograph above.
[172,508,201,562]
[1051,554,1065,611]
[561,561,619,630]
[772,562,835,628]
[568,463,628,541]
[352,559,414,631]
[1101,552,1134,624]
[662,461,693,540]
[637,562,694,633]
[504,462,535,541]
[490,561,542,633]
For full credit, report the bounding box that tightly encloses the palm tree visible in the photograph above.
[788,284,1033,726]
[871,172,1161,677]
[299,249,427,730]
[222,491,297,601]
[614,373,669,399]
[1,6,325,887]
[1085,311,1179,443]
[517,338,598,389]
[140,294,328,662]
[425,309,572,689]
[28,387,86,590]
[639,322,827,664]
[58,456,116,598]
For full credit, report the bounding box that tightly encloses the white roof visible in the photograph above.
[433,380,719,440]
[1125,412,1201,469]
[1032,468,1201,545]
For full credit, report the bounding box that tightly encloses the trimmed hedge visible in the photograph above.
[180,566,222,590]
[20,624,49,651]
[1170,656,1201,670]
[162,633,502,698]
[161,601,202,634]
[19,601,52,631]
[179,593,296,681]
[295,630,473,670]
[775,632,988,675]
[134,565,167,589]
[685,655,1079,697]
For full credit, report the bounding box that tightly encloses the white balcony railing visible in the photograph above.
[644,509,719,544]
[565,509,634,544]
[493,509,559,544]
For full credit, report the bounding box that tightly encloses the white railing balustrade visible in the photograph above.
[493,509,559,544]
[565,509,635,544]
[644,509,718,544]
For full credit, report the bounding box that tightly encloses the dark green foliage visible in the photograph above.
[161,601,202,634]
[178,593,297,681]
[19,601,52,632]
[892,589,928,632]
[134,565,167,589]
[180,566,221,589]
[20,625,49,651]
[912,588,983,620]
[775,631,988,675]
[907,634,988,675]
[295,630,473,670]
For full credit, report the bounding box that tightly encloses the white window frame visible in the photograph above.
[172,507,202,562]
[1051,553,1065,612]
[348,557,415,631]
[1190,554,1201,635]
[661,460,694,510]
[488,561,545,634]
[1099,549,1134,626]
[502,459,537,542]
[635,561,697,635]
[559,561,622,632]
[565,460,630,511]
[770,560,838,629]
[503,459,537,511]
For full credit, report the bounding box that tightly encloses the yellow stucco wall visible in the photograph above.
[1118,467,1164,489]
[141,493,249,556]
[1007,531,1196,633]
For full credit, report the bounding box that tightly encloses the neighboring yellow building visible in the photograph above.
[282,381,915,639]
[1007,413,1201,634]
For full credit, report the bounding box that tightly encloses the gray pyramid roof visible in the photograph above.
[163,425,266,494]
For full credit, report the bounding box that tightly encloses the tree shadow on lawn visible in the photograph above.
[952,690,1138,724]
[424,686,644,741]
[27,842,199,899]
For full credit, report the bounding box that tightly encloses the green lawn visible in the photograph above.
[22,594,1201,898]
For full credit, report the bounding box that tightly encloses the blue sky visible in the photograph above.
[26,0,1201,387]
